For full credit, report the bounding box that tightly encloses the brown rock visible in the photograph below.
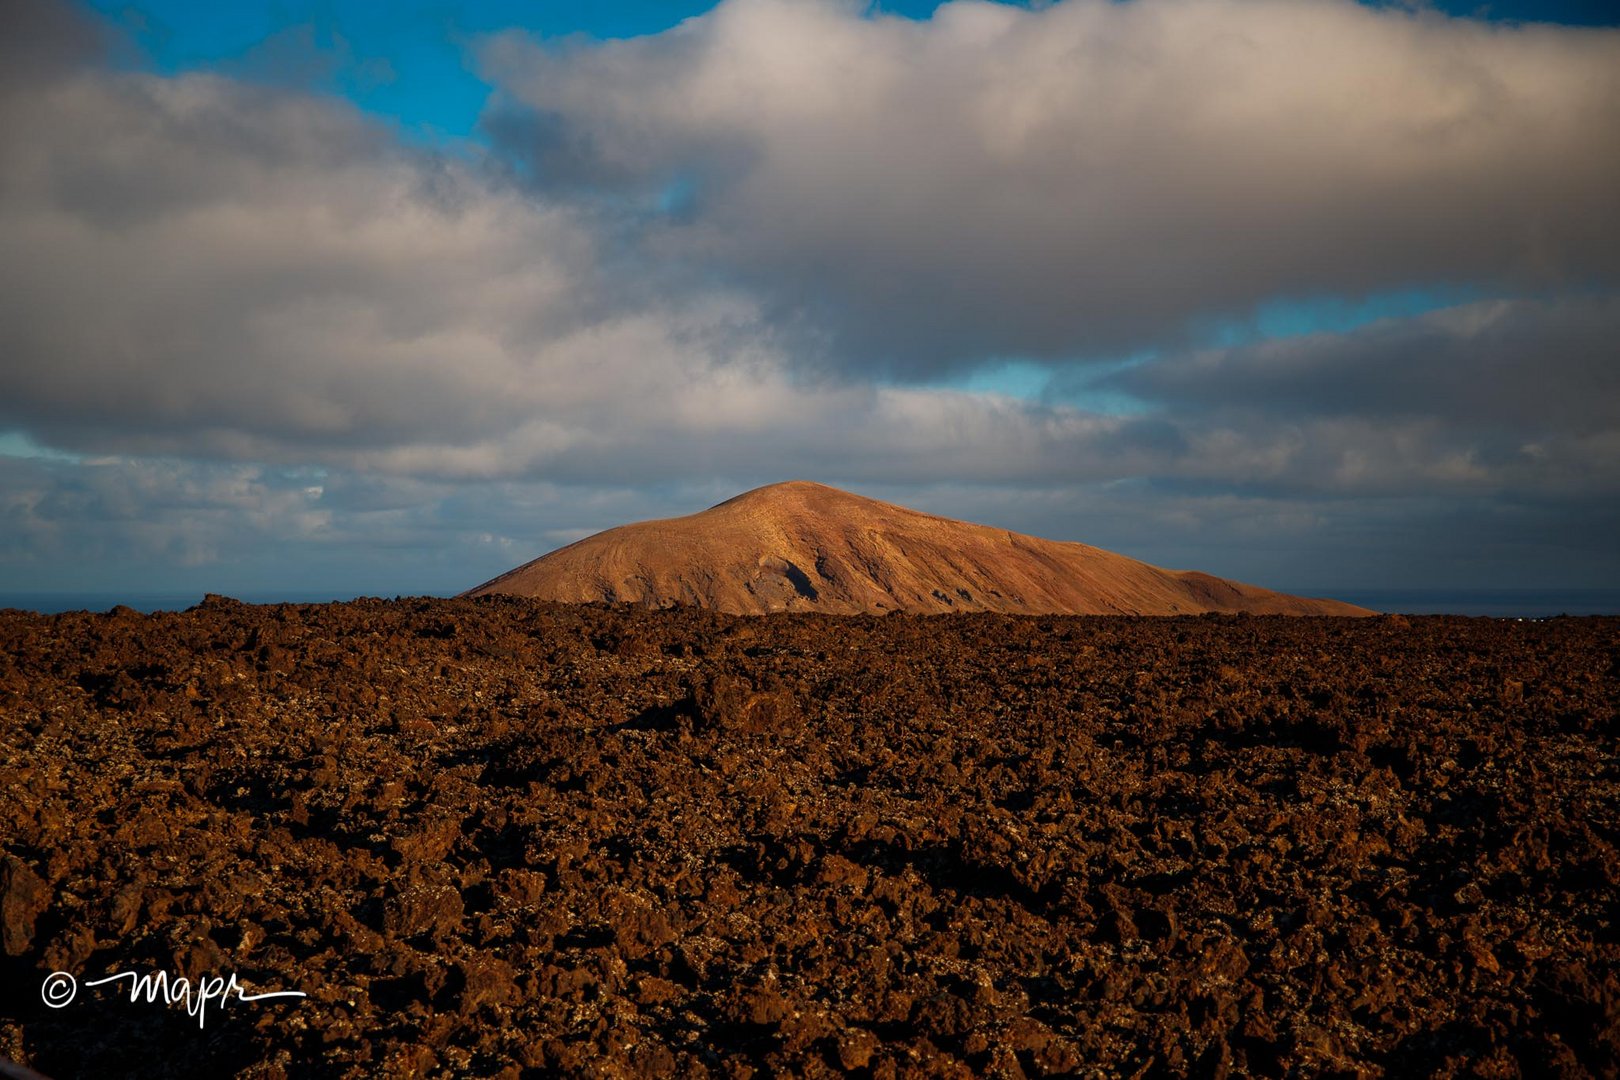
[0,596,1611,1078]
[384,884,464,939]
[815,855,869,890]
[836,1029,878,1070]
[739,988,791,1027]
[455,956,516,1014]
[694,674,797,734]
[0,856,49,956]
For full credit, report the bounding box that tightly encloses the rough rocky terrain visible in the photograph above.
[0,597,1615,1078]
[465,482,1369,617]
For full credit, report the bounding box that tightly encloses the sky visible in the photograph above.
[2,0,1618,607]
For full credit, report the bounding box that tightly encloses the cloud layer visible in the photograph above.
[0,14,1111,484]
[489,0,1620,370]
[1106,294,1620,498]
[1,0,1617,595]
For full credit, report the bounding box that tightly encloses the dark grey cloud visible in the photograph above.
[485,0,1620,373]
[1099,294,1620,500]
[1115,294,1620,432]
[0,0,111,89]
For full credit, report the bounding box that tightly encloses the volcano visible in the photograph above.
[463,481,1371,616]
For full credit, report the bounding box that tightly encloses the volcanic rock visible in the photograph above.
[1,601,1616,1077]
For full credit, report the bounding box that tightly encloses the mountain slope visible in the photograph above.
[463,481,1371,616]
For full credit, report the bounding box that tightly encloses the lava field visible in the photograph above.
[0,597,1616,1077]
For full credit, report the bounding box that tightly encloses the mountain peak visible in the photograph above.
[713,479,844,506]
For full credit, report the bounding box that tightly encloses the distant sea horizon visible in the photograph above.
[1305,588,1620,618]
[0,591,418,614]
[2,588,1618,618]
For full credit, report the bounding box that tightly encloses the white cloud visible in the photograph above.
[0,48,1132,486]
